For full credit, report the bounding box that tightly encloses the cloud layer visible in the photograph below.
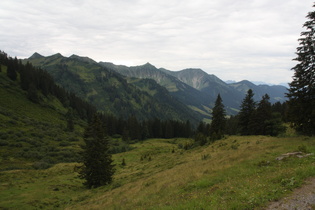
[0,0,314,84]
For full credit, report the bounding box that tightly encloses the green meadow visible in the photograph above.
[1,135,315,209]
[1,64,314,209]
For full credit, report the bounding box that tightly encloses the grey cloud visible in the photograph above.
[0,0,313,84]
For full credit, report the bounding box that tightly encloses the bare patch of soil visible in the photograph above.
[265,177,315,210]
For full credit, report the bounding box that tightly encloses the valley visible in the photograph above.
[0,50,311,210]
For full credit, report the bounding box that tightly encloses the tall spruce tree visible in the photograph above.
[210,94,226,140]
[6,60,17,81]
[248,94,272,135]
[287,3,315,135]
[238,89,256,135]
[78,115,115,188]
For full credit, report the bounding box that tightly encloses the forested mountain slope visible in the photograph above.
[26,53,200,123]
[27,52,287,121]
[102,62,287,116]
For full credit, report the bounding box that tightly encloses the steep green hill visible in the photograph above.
[0,68,85,170]
[26,54,200,123]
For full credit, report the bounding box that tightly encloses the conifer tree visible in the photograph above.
[66,109,74,132]
[6,60,17,81]
[78,115,115,188]
[249,94,272,135]
[287,3,315,135]
[165,121,174,139]
[184,120,192,138]
[27,83,39,103]
[238,89,256,135]
[210,94,226,140]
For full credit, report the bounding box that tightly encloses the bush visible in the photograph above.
[32,161,52,169]
[69,137,79,142]
[59,141,71,146]
[0,140,8,146]
[298,145,309,153]
[201,154,211,160]
[9,142,23,147]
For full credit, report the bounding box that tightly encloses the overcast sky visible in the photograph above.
[0,0,314,85]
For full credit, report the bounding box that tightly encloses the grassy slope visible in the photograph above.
[0,70,85,170]
[1,135,315,209]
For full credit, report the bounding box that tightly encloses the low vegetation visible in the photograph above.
[0,70,86,171]
[1,135,315,209]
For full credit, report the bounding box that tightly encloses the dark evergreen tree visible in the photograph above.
[249,94,272,135]
[238,89,256,135]
[272,102,288,122]
[66,109,75,132]
[141,122,150,140]
[127,115,141,140]
[27,83,39,103]
[287,3,315,135]
[122,128,130,142]
[0,51,8,65]
[197,121,208,136]
[184,120,192,138]
[6,60,17,81]
[78,115,115,188]
[264,112,286,136]
[194,132,207,146]
[225,115,240,135]
[165,121,174,139]
[210,94,226,140]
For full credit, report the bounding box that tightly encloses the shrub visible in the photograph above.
[298,145,309,153]
[59,141,71,146]
[201,154,211,160]
[32,161,52,169]
[231,143,239,150]
[0,132,9,140]
[0,140,8,146]
[69,137,79,142]
[257,160,271,167]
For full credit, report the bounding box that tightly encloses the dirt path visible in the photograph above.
[265,177,315,210]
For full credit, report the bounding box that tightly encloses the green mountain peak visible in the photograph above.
[29,52,43,59]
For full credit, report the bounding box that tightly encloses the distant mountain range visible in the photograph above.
[26,53,288,123]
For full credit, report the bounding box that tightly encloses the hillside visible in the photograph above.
[26,54,200,123]
[162,68,244,111]
[101,62,213,116]
[0,66,85,170]
[1,136,315,209]
[26,52,288,122]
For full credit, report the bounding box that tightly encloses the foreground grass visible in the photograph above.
[1,136,315,209]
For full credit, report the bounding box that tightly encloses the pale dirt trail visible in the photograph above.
[265,177,315,210]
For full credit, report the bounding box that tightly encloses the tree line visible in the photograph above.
[194,91,288,146]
